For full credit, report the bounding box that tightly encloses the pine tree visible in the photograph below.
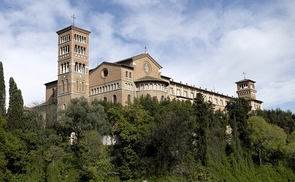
[0,62,5,117]
[6,77,24,130]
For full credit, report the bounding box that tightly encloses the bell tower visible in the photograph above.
[56,25,91,109]
[235,79,257,99]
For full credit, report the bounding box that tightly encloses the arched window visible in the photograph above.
[127,95,131,104]
[76,80,79,91]
[82,82,85,92]
[129,72,132,78]
[104,97,107,102]
[62,80,65,93]
[113,95,117,103]
[66,79,69,92]
[161,95,164,102]
[126,71,128,77]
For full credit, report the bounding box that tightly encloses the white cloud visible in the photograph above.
[0,0,294,112]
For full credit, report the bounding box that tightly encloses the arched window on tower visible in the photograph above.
[62,80,65,93]
[113,95,117,103]
[66,79,69,92]
[82,82,85,92]
[76,80,79,92]
[127,95,131,104]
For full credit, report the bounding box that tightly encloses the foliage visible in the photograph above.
[6,77,24,131]
[60,97,110,139]
[193,93,214,166]
[254,108,295,135]
[108,100,154,179]
[247,116,286,165]
[0,62,5,117]
[0,84,295,181]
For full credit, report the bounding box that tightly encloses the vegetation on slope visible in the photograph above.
[0,63,295,181]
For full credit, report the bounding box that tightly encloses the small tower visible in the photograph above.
[235,79,257,99]
[56,26,91,109]
[235,78,263,110]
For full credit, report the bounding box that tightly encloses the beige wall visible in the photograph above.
[46,25,263,111]
[45,81,57,102]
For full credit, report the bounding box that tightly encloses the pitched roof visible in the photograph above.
[115,53,162,69]
[235,79,256,84]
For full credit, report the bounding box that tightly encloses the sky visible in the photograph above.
[0,0,294,112]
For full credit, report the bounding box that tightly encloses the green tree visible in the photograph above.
[247,116,286,166]
[286,131,295,170]
[147,110,194,177]
[226,98,251,148]
[60,97,110,140]
[138,94,160,116]
[78,130,114,181]
[6,77,24,131]
[254,108,295,135]
[0,62,5,117]
[193,93,214,166]
[0,116,26,180]
[108,101,154,180]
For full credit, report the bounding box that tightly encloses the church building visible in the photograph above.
[44,25,263,110]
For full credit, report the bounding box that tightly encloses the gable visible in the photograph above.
[89,62,133,87]
[131,53,163,81]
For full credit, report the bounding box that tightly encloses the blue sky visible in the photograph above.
[0,0,294,112]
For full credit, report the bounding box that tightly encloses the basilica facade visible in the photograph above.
[44,25,263,110]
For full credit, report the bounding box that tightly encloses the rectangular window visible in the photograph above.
[184,91,187,97]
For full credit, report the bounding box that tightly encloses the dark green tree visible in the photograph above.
[0,62,5,117]
[6,77,24,131]
[60,97,110,140]
[138,94,160,116]
[193,93,214,166]
[147,110,194,177]
[0,116,26,180]
[107,101,154,180]
[226,98,251,148]
[254,108,295,135]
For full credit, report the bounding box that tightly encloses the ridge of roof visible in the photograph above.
[115,53,162,69]
[235,78,256,83]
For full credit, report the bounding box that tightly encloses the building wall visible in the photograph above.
[45,81,57,102]
[45,26,263,111]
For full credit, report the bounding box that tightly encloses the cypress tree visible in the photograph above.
[0,62,5,117]
[6,77,24,130]
[193,93,214,166]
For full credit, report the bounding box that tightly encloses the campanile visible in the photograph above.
[56,25,91,109]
